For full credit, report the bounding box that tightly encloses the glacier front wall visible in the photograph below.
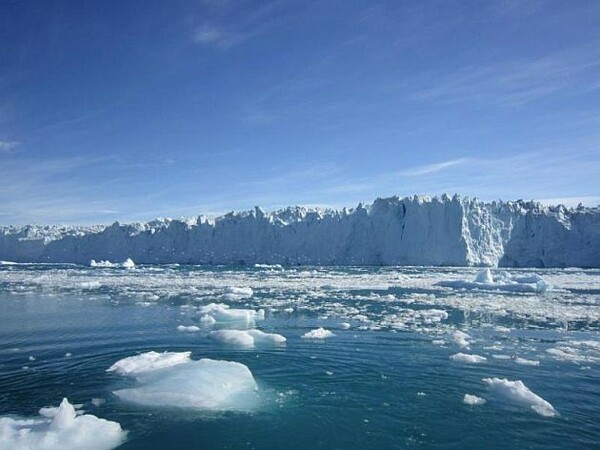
[1,196,599,268]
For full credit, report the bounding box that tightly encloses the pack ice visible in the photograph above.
[1,195,598,267]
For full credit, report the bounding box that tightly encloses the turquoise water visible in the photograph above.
[0,264,599,449]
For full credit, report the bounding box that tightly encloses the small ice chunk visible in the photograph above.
[28,356,36,361]
[198,303,263,326]
[475,268,494,284]
[450,353,487,364]
[177,325,200,333]
[339,322,351,330]
[91,398,105,407]
[452,330,471,348]
[222,287,254,300]
[200,314,216,325]
[209,329,286,347]
[121,258,135,269]
[482,377,557,417]
[302,328,334,339]
[494,326,511,333]
[107,351,191,376]
[463,394,486,405]
[0,398,126,450]
[514,357,540,366]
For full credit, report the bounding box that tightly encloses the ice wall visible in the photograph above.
[1,195,598,267]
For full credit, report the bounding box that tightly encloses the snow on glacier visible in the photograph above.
[0,398,126,450]
[1,195,599,267]
[108,352,259,411]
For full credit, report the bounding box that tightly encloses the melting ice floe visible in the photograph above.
[482,377,557,417]
[0,398,126,450]
[108,352,259,411]
[209,329,286,347]
[302,328,335,339]
[438,268,552,294]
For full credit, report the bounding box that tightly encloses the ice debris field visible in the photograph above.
[0,262,598,449]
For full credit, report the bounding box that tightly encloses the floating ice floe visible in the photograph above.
[108,351,259,411]
[177,325,200,333]
[514,357,540,366]
[302,328,334,339]
[198,303,264,327]
[0,398,126,450]
[209,329,286,347]
[90,258,135,269]
[463,394,486,405]
[254,264,283,270]
[451,330,471,348]
[545,341,600,364]
[450,353,487,364]
[222,286,254,301]
[438,269,553,294]
[482,377,557,417]
[339,322,351,330]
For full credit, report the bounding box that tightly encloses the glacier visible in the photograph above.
[1,194,599,267]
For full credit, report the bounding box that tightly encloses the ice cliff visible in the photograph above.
[1,194,599,267]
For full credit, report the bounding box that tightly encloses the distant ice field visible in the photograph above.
[0,264,598,449]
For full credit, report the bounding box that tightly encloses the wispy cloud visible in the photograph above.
[409,48,600,106]
[190,0,285,50]
[397,158,470,176]
[0,140,19,153]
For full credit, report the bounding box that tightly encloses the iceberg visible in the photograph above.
[0,398,126,450]
[1,195,598,268]
[108,352,259,411]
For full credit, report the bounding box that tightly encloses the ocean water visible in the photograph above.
[0,263,599,449]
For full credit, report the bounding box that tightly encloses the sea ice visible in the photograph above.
[438,269,552,293]
[209,329,286,347]
[451,330,471,348]
[177,325,200,332]
[222,286,254,301]
[0,398,126,450]
[109,352,259,411]
[450,353,487,364]
[463,394,486,405]
[198,303,264,327]
[514,357,540,366]
[302,328,334,339]
[482,377,557,417]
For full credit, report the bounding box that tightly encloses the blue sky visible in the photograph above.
[1,0,599,224]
